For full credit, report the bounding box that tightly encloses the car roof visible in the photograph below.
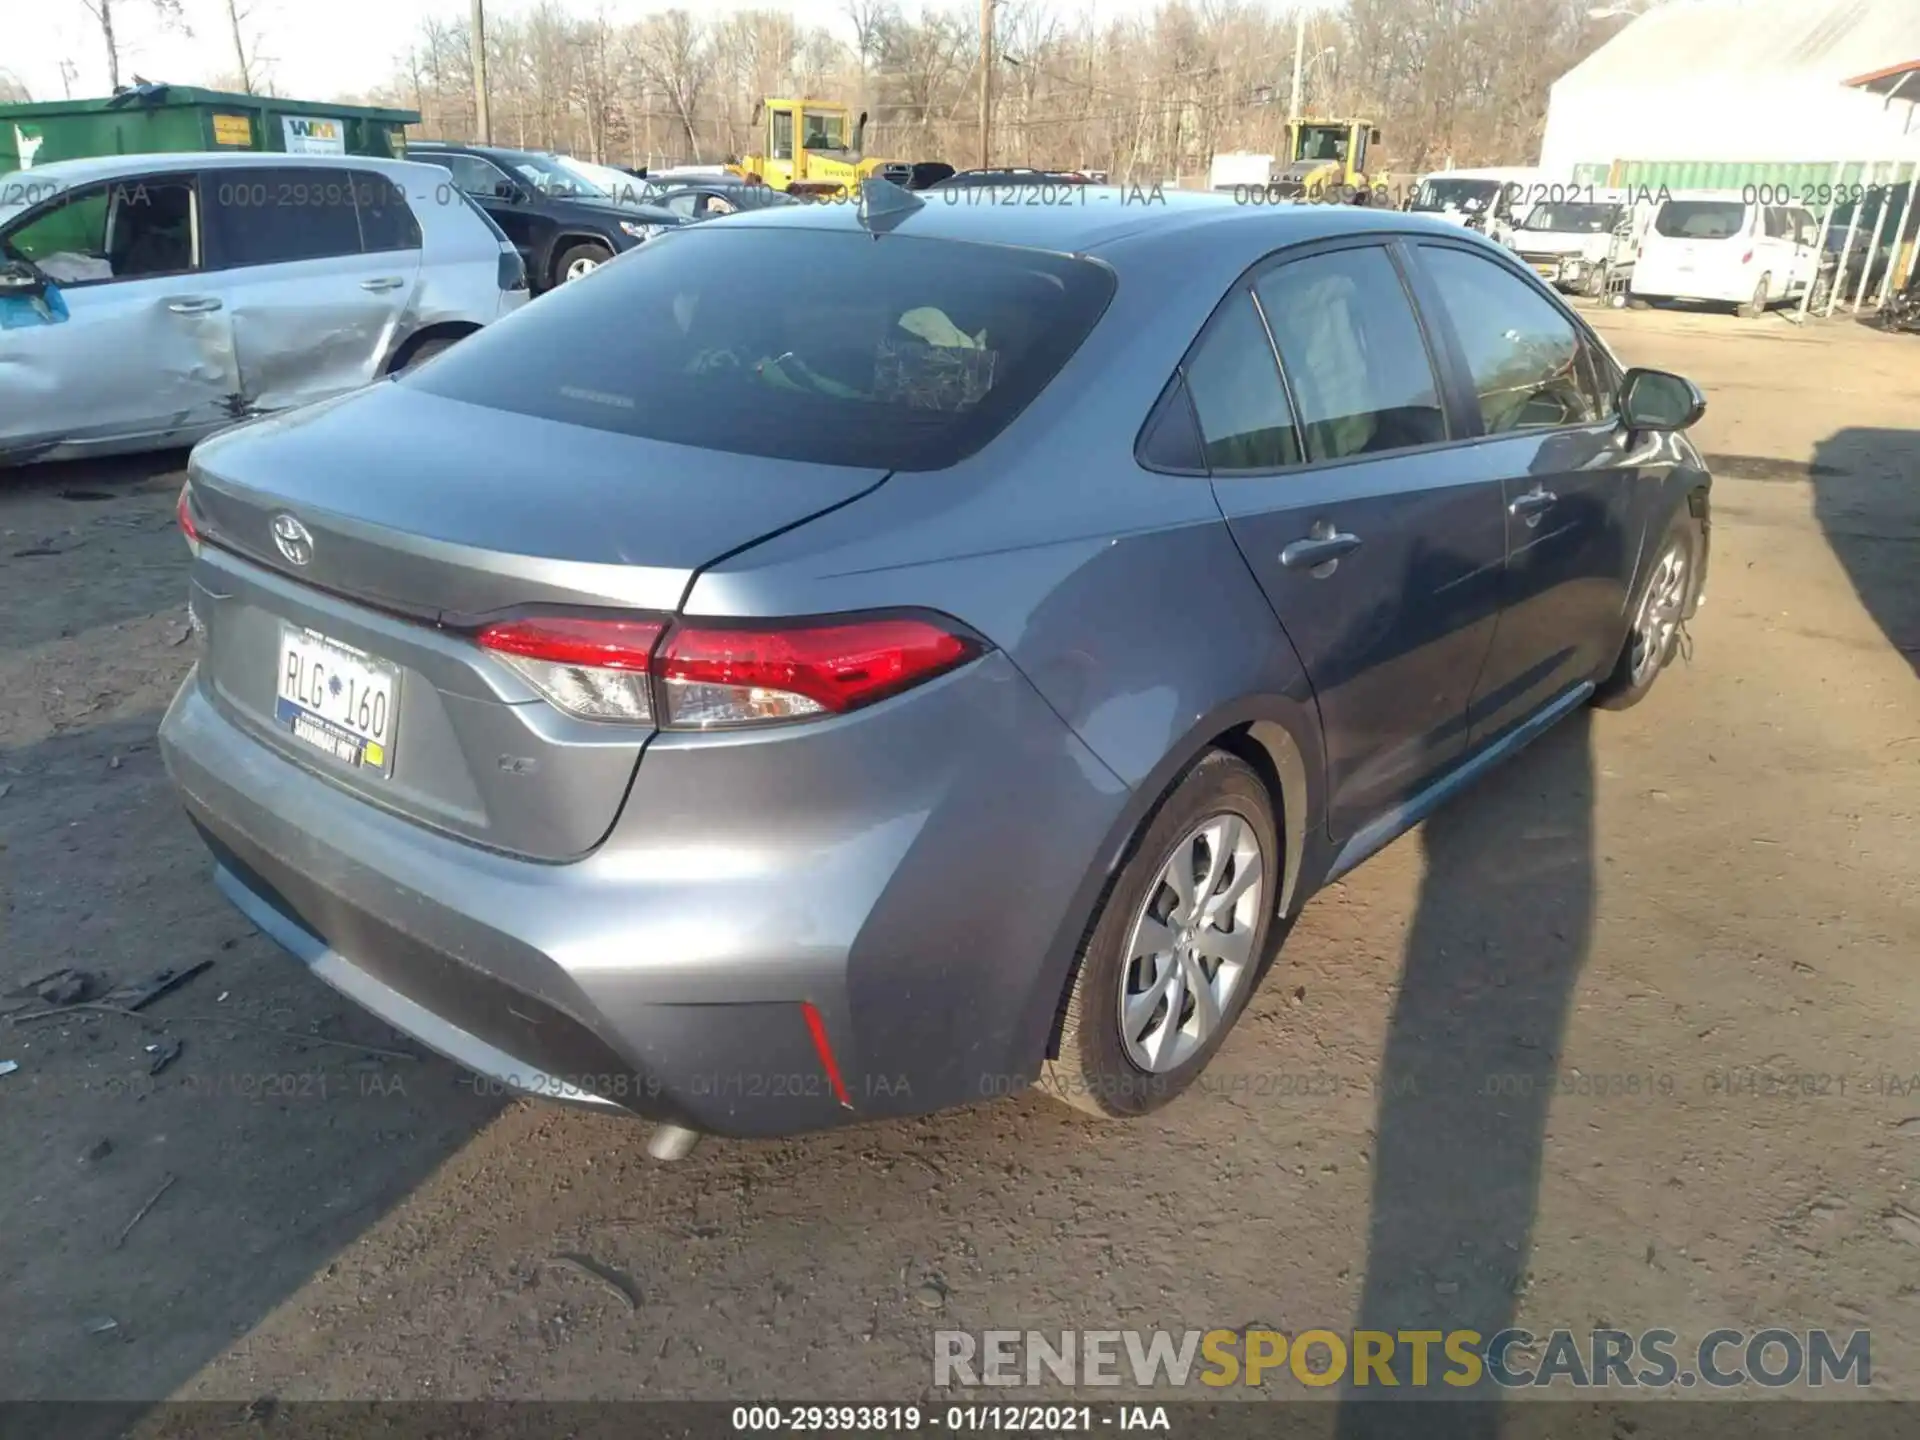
[704,186,1507,267]
[1,151,440,187]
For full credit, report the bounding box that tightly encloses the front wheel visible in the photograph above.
[1595,511,1698,711]
[1040,750,1279,1118]
[553,242,611,286]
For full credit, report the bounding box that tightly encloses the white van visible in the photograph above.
[1509,190,1652,299]
[1405,167,1541,246]
[1631,193,1823,316]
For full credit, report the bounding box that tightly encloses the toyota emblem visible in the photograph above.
[271,513,314,567]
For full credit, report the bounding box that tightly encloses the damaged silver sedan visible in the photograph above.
[0,151,528,465]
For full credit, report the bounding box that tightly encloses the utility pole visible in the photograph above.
[978,0,993,170]
[470,0,492,143]
[1288,7,1306,122]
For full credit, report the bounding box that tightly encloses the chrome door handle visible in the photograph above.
[1280,529,1362,576]
[360,277,405,292]
[1508,487,1557,526]
[166,296,222,314]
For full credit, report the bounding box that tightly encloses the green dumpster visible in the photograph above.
[0,85,420,172]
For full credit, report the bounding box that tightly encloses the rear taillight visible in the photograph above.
[1741,250,1754,265]
[478,616,665,723]
[474,613,982,729]
[176,482,200,552]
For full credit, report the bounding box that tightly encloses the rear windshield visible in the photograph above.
[403,226,1116,471]
[1522,202,1621,233]
[1654,201,1747,239]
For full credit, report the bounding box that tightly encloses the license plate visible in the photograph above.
[273,625,399,776]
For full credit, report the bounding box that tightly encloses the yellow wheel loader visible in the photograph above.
[1268,118,1381,203]
[733,99,954,199]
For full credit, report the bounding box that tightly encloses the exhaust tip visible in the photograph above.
[647,1123,703,1161]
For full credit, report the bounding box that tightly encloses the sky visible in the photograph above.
[7,0,1197,111]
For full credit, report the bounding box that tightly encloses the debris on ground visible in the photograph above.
[913,1279,947,1311]
[145,1038,183,1076]
[80,1139,114,1165]
[84,1317,120,1337]
[0,1060,17,1078]
[113,1173,178,1250]
[1886,1206,1920,1249]
[539,1253,641,1312]
[16,967,99,1007]
[103,960,213,1012]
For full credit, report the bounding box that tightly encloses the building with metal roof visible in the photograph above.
[1538,0,1920,190]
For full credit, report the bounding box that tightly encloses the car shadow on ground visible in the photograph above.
[1808,427,1920,679]
[0,715,501,1426]
[1336,710,1597,1437]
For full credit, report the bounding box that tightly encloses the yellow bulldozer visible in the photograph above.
[731,98,954,198]
[1268,117,1381,201]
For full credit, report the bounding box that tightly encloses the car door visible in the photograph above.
[1197,239,1506,841]
[0,169,237,457]
[199,166,420,411]
[1407,240,1636,747]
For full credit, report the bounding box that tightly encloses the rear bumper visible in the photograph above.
[160,650,1129,1137]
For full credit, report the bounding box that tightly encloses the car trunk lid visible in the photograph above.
[185,382,889,860]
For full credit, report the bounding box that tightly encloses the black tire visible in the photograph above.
[552,242,612,287]
[394,337,456,373]
[1040,750,1280,1118]
[1594,509,1699,711]
[1737,273,1770,319]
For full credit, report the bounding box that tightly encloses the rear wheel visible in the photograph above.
[1584,263,1611,300]
[1041,750,1279,1118]
[1595,510,1698,711]
[1738,273,1771,318]
[554,242,611,286]
[394,337,456,373]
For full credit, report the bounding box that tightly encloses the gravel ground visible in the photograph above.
[1,305,1916,1421]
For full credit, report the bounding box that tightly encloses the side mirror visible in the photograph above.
[0,260,46,297]
[1619,367,1705,432]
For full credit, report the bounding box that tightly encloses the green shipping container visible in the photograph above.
[0,85,419,172]
[1594,158,1914,199]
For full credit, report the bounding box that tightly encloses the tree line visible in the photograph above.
[347,0,1626,183]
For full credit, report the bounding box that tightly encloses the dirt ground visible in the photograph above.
[2,303,1917,1422]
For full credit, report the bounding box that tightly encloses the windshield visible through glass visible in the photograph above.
[1413,179,1502,213]
[403,227,1117,471]
[504,151,607,198]
[801,111,849,151]
[1523,202,1621,234]
[1294,126,1349,162]
[1654,200,1746,239]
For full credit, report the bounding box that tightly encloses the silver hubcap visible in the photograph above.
[565,255,601,280]
[1118,813,1264,1073]
[1630,543,1689,686]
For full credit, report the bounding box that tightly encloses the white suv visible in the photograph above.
[0,151,528,465]
[1631,194,1822,317]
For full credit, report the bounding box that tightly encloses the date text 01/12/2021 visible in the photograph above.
[730,1405,1172,1432]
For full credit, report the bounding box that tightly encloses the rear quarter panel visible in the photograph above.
[681,227,1330,1078]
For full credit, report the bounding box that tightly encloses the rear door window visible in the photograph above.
[1179,294,1301,472]
[403,227,1117,471]
[435,153,514,197]
[208,168,362,266]
[1654,200,1748,239]
[351,170,422,251]
[1253,245,1447,462]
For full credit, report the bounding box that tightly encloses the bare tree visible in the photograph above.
[76,0,191,93]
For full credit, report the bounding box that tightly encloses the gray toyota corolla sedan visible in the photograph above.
[160,183,1711,1151]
